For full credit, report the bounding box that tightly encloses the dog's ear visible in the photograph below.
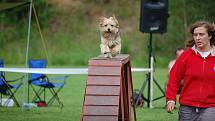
[111,15,119,28]
[97,17,106,26]
[112,14,116,19]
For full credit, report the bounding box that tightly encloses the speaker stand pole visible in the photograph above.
[147,32,153,108]
[136,32,165,108]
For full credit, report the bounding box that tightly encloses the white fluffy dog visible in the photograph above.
[98,16,121,58]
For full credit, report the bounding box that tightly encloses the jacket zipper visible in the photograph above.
[199,57,206,107]
[203,57,206,73]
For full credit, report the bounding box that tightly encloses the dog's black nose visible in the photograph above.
[108,28,110,31]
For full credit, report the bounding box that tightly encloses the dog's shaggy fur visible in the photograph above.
[98,16,121,58]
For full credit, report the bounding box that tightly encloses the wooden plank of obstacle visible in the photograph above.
[80,54,136,121]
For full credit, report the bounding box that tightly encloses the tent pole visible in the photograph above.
[23,0,32,109]
[25,0,32,67]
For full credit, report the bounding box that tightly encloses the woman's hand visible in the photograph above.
[166,101,175,113]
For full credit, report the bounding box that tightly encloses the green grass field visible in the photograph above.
[0,68,178,121]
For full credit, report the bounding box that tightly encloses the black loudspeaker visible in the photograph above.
[140,0,168,33]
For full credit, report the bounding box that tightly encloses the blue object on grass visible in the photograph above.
[0,59,23,107]
[28,59,69,108]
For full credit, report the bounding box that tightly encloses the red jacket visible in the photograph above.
[166,46,215,108]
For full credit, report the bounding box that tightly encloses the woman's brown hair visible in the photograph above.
[186,21,215,47]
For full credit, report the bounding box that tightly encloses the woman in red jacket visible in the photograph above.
[165,21,215,121]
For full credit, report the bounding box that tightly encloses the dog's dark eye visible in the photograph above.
[104,25,107,27]
[111,25,114,27]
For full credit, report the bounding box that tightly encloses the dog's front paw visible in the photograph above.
[103,53,109,58]
[107,53,112,58]
[103,52,112,58]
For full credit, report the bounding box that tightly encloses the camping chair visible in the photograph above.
[28,59,68,108]
[0,59,23,107]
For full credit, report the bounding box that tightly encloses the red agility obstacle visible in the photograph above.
[80,54,136,121]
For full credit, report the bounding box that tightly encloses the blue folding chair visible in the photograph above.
[0,59,23,107]
[28,59,68,107]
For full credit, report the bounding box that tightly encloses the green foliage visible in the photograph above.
[0,0,56,64]
[33,0,56,27]
[184,0,215,23]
